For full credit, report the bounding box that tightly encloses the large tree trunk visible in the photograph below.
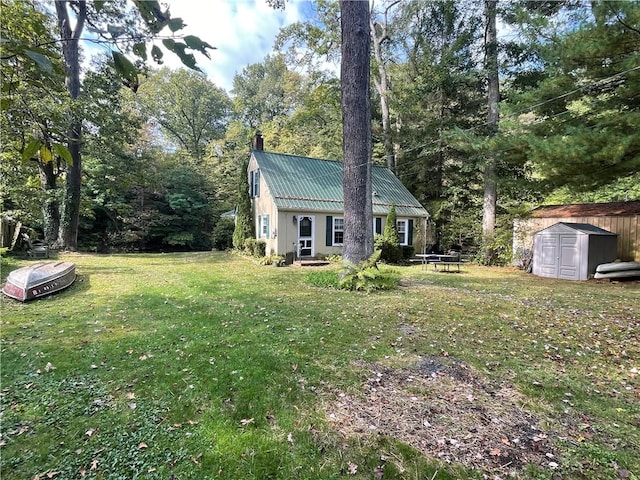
[340,0,373,264]
[482,0,498,262]
[55,0,86,250]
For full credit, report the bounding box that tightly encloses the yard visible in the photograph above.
[1,252,638,479]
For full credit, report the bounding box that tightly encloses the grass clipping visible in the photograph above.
[323,357,559,475]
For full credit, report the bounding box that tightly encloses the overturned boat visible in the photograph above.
[594,261,640,280]
[2,261,76,302]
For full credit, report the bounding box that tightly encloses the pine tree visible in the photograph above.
[383,203,399,244]
[232,157,254,248]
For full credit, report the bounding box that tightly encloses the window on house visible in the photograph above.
[333,217,344,245]
[258,214,269,238]
[250,170,260,197]
[397,219,408,246]
[373,217,382,235]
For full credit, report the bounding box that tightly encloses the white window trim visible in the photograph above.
[258,214,269,239]
[333,217,344,246]
[397,219,408,246]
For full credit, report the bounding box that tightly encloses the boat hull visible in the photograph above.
[2,262,76,302]
[596,261,640,273]
[594,269,640,280]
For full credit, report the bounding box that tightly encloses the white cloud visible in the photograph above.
[163,0,312,92]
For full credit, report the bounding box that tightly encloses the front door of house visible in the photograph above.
[298,215,314,257]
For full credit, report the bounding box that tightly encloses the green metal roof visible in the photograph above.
[252,150,429,217]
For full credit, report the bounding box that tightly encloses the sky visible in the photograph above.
[161,0,317,92]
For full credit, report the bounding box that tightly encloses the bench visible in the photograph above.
[431,261,463,272]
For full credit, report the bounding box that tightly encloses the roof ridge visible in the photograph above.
[255,150,393,171]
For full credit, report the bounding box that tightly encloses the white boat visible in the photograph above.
[596,261,640,273]
[2,261,76,302]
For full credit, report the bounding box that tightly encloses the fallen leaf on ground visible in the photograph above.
[240,418,254,426]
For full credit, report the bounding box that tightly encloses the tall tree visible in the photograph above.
[340,0,373,264]
[54,0,86,250]
[482,0,499,261]
[503,1,640,194]
[370,0,399,172]
[392,0,484,250]
[137,68,231,159]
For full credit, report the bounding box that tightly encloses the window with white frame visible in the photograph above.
[397,219,408,246]
[250,169,260,197]
[258,214,269,238]
[333,217,344,245]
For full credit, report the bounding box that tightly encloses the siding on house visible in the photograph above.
[514,201,640,263]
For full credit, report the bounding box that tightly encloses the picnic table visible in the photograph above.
[415,253,464,272]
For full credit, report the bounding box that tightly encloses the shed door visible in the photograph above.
[558,234,580,280]
[538,235,560,277]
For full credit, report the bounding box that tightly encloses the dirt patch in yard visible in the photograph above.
[323,357,561,477]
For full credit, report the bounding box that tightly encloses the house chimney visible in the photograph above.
[252,133,264,151]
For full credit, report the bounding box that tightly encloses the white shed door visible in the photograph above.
[558,234,580,280]
[538,235,559,277]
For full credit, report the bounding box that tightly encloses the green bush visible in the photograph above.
[374,234,402,263]
[212,217,235,250]
[402,245,415,259]
[243,238,256,255]
[253,239,266,257]
[258,254,284,266]
[338,250,400,292]
[326,254,342,264]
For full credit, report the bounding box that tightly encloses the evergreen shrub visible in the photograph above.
[212,217,235,250]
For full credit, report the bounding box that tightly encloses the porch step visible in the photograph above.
[293,259,331,267]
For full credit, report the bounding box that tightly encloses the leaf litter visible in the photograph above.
[323,357,561,477]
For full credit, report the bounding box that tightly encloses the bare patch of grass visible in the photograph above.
[322,357,559,477]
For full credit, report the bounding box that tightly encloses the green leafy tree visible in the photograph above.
[136,68,232,159]
[391,0,484,251]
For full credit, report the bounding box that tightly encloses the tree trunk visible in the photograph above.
[370,1,399,173]
[482,0,499,262]
[55,0,86,250]
[39,160,60,243]
[340,0,373,264]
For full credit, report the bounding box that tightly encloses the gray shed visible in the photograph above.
[532,222,617,281]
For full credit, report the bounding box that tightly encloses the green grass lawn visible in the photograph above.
[1,252,638,479]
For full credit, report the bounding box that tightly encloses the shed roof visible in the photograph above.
[252,150,429,217]
[536,222,617,236]
[532,201,640,218]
